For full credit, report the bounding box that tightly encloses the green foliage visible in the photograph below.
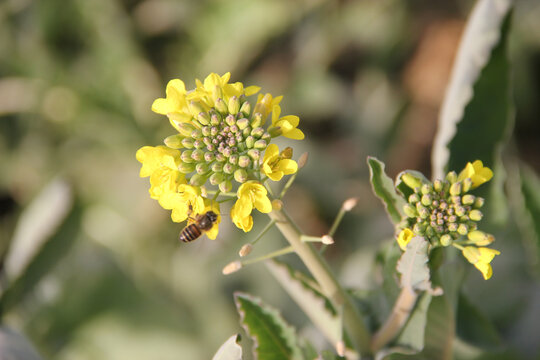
[396,237,432,292]
[234,292,302,360]
[265,260,342,346]
[367,157,406,224]
[519,165,540,267]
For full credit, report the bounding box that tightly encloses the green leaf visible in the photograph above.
[234,292,302,360]
[396,237,433,292]
[456,293,501,348]
[212,334,243,360]
[367,156,406,224]
[265,260,342,347]
[299,338,319,360]
[394,292,432,352]
[518,164,540,270]
[432,0,513,179]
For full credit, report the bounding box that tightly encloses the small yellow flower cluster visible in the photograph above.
[397,160,499,280]
[136,73,303,238]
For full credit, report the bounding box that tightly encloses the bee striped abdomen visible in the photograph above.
[179,224,202,242]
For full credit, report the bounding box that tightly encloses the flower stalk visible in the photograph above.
[268,208,371,356]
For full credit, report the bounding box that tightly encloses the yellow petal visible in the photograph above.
[477,247,500,263]
[275,159,298,175]
[263,144,279,160]
[473,261,493,280]
[397,228,414,251]
[253,194,272,213]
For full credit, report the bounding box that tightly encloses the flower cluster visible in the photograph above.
[397,160,500,280]
[136,73,302,237]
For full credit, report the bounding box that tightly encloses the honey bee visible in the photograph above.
[179,211,218,243]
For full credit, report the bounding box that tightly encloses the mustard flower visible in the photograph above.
[136,146,185,200]
[271,105,305,140]
[457,160,493,189]
[231,181,272,232]
[159,184,205,223]
[397,228,414,251]
[253,93,283,123]
[461,246,500,280]
[261,144,298,181]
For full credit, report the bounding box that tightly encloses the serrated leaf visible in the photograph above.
[234,292,302,360]
[265,260,342,348]
[212,334,243,360]
[367,157,406,224]
[396,237,432,292]
[432,0,513,179]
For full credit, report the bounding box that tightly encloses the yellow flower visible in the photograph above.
[191,199,221,240]
[397,228,414,251]
[261,144,298,181]
[253,93,283,122]
[193,72,260,108]
[271,105,304,140]
[136,146,185,200]
[151,79,193,127]
[231,181,272,232]
[461,246,500,280]
[458,160,493,189]
[158,184,205,223]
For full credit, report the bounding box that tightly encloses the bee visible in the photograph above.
[179,211,218,243]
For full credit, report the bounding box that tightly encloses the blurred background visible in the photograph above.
[0,0,539,359]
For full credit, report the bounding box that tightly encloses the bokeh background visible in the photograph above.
[0,0,539,359]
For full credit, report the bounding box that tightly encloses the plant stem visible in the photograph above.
[370,287,418,352]
[268,208,371,356]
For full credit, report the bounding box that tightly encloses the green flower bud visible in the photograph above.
[469,209,483,221]
[191,149,204,162]
[247,149,260,161]
[215,98,228,114]
[462,194,475,205]
[418,206,429,219]
[251,113,263,128]
[234,169,248,183]
[212,162,224,173]
[229,154,238,165]
[450,182,462,196]
[245,136,255,148]
[189,174,207,186]
[178,122,196,137]
[413,223,426,234]
[164,134,184,149]
[462,177,472,193]
[210,113,221,126]
[210,172,224,185]
[196,163,209,174]
[237,118,250,130]
[268,126,282,137]
[225,114,236,126]
[191,129,202,139]
[457,223,468,235]
[189,101,205,116]
[440,234,452,246]
[446,171,458,183]
[421,183,433,195]
[238,155,251,168]
[421,194,432,206]
[403,204,417,218]
[401,173,423,189]
[474,197,485,208]
[408,194,420,204]
[181,150,194,163]
[447,223,458,232]
[254,139,267,150]
[179,162,195,173]
[193,140,204,149]
[204,152,215,162]
[228,96,240,115]
[197,112,210,125]
[223,163,235,174]
[202,126,211,137]
[426,226,435,237]
[251,127,265,138]
[468,230,494,245]
[239,101,251,116]
[262,132,271,141]
[216,153,226,162]
[433,179,443,192]
[455,206,466,217]
[219,180,232,193]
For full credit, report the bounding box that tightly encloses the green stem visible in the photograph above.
[279,173,297,199]
[242,246,294,265]
[268,208,371,356]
